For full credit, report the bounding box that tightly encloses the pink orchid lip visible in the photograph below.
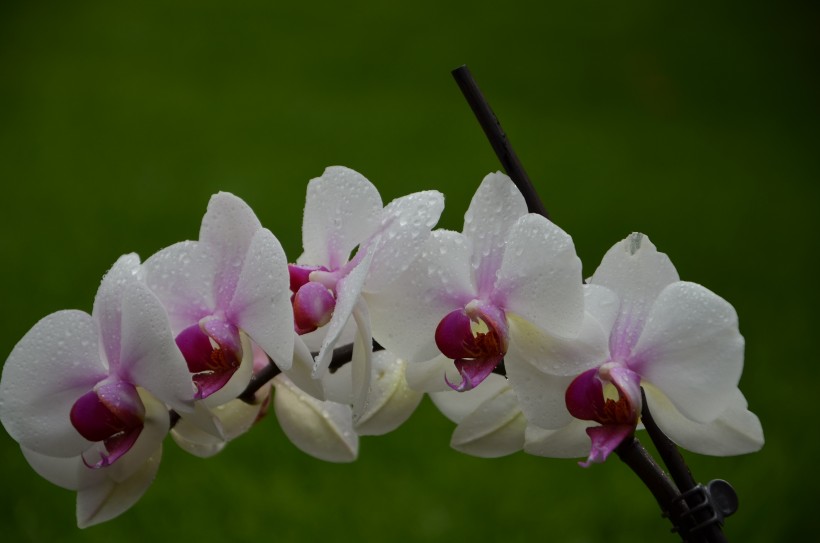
[435,300,509,391]
[580,425,635,467]
[288,264,328,293]
[565,363,642,466]
[70,381,145,469]
[292,281,336,334]
[176,317,243,400]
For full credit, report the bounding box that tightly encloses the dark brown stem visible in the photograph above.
[641,390,728,543]
[615,435,681,513]
[451,65,549,220]
[236,340,385,404]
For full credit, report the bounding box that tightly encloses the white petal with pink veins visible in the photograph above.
[0,310,105,457]
[462,172,528,296]
[634,281,744,424]
[300,166,383,270]
[228,227,294,369]
[495,214,584,339]
[142,241,216,332]
[93,254,142,371]
[589,233,680,356]
[366,230,475,364]
[364,190,444,292]
[313,249,374,377]
[120,279,194,413]
[199,192,263,304]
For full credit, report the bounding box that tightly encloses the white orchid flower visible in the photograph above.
[0,254,194,526]
[509,233,763,466]
[288,166,443,416]
[143,192,293,406]
[367,172,585,392]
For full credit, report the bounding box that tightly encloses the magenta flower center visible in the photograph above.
[176,317,243,400]
[288,264,338,335]
[70,381,145,469]
[435,300,508,391]
[565,363,642,466]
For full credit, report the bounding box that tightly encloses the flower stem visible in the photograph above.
[236,340,385,404]
[641,390,728,543]
[451,65,550,220]
[614,435,684,523]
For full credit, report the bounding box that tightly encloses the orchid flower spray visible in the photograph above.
[288,166,443,415]
[367,171,585,392]
[0,254,194,526]
[511,233,763,466]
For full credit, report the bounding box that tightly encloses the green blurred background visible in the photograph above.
[1,1,817,541]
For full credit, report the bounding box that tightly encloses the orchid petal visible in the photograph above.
[429,373,510,424]
[643,383,763,456]
[590,233,680,310]
[313,248,374,377]
[524,419,596,459]
[462,172,528,296]
[75,447,162,528]
[120,280,194,413]
[170,421,226,458]
[299,312,356,354]
[404,354,462,393]
[282,335,326,401]
[301,166,383,269]
[228,227,294,369]
[448,385,526,458]
[505,286,613,377]
[366,230,475,363]
[354,351,423,436]
[172,392,268,458]
[504,352,575,430]
[590,233,679,357]
[322,361,353,405]
[199,192,263,305]
[0,310,105,457]
[495,214,584,338]
[21,447,105,491]
[364,190,444,292]
[634,281,743,423]
[142,241,216,332]
[92,254,141,372]
[350,300,373,420]
[273,375,358,463]
[172,401,225,441]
